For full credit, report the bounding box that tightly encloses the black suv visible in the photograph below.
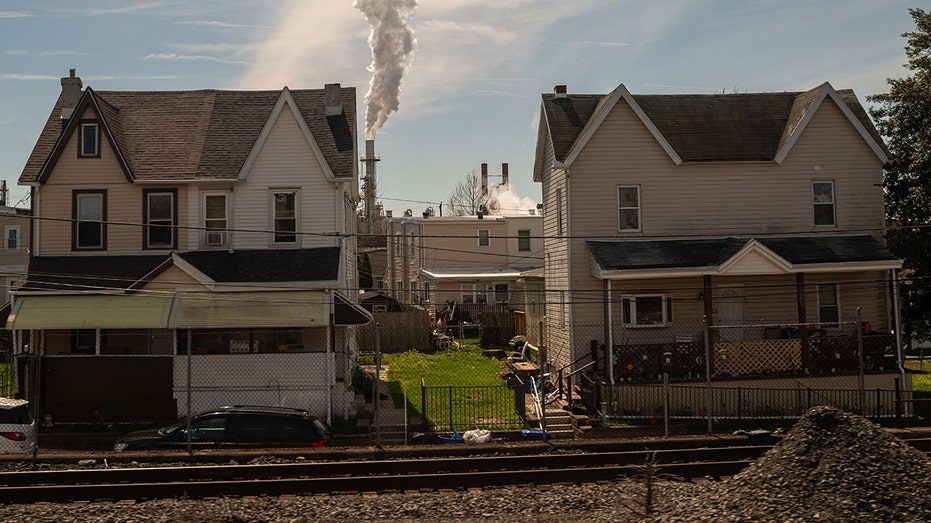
[113,405,331,451]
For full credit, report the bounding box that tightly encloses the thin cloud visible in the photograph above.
[0,11,31,18]
[176,20,255,28]
[0,50,85,57]
[167,42,255,54]
[78,2,173,16]
[145,53,251,65]
[0,74,58,81]
[564,41,633,48]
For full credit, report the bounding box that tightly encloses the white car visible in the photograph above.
[0,398,37,453]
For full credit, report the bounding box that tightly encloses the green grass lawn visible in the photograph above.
[378,341,522,431]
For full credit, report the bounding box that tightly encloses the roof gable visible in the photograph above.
[237,87,337,181]
[21,85,357,185]
[536,83,887,173]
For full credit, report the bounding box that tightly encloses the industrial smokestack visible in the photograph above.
[502,163,508,186]
[361,139,380,234]
[354,0,418,140]
[481,163,488,198]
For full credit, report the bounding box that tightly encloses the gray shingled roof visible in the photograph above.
[541,85,885,164]
[19,255,169,292]
[587,235,900,273]
[178,248,340,283]
[21,86,356,184]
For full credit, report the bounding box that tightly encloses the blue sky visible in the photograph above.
[0,0,919,215]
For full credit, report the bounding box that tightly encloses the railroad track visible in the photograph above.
[3,438,930,504]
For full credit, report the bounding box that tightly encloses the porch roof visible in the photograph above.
[420,267,525,282]
[588,235,902,279]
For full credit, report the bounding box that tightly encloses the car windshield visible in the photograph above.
[158,417,191,436]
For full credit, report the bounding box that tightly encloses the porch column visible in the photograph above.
[605,280,614,384]
[702,276,713,321]
[796,273,808,362]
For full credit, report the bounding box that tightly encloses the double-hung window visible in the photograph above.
[477,229,490,247]
[4,226,19,252]
[813,181,835,226]
[621,295,672,326]
[618,186,641,231]
[79,121,99,157]
[461,284,488,304]
[203,193,228,247]
[73,190,105,250]
[518,229,531,251]
[271,190,298,244]
[818,283,840,324]
[144,189,176,249]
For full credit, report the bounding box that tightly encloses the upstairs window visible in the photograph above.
[477,229,490,247]
[4,226,19,252]
[79,122,99,157]
[518,229,531,251]
[813,181,835,226]
[618,186,641,231]
[73,190,105,250]
[203,193,228,247]
[621,295,672,327]
[271,190,297,244]
[144,190,176,249]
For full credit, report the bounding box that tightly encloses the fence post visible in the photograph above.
[703,315,713,434]
[375,322,381,446]
[857,308,865,416]
[895,377,902,429]
[663,372,669,437]
[448,385,453,432]
[421,377,428,432]
[737,386,742,428]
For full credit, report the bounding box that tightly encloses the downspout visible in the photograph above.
[32,187,39,257]
[606,279,614,384]
[326,290,333,425]
[563,164,573,366]
[892,269,907,414]
[227,187,233,254]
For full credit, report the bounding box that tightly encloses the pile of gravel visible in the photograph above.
[655,405,931,522]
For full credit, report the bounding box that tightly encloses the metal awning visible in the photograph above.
[173,291,326,328]
[7,294,176,330]
[334,292,373,326]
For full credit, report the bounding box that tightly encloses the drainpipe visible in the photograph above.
[326,290,333,425]
[892,269,907,415]
[606,279,614,384]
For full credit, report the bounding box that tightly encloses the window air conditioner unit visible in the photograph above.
[205,231,226,246]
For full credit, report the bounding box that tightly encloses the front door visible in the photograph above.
[717,286,745,341]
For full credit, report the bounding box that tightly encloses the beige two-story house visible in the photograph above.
[385,210,544,338]
[534,83,903,408]
[10,70,370,424]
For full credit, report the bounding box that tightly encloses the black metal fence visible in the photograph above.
[420,382,525,432]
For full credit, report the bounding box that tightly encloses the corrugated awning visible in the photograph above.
[334,292,372,326]
[173,291,326,328]
[7,294,176,330]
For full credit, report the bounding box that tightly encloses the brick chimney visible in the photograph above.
[60,69,83,126]
[554,85,568,99]
[324,83,342,116]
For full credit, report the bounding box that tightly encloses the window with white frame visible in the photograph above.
[461,284,487,304]
[4,225,19,252]
[74,190,105,250]
[817,283,840,324]
[477,229,490,247]
[79,121,99,157]
[813,181,835,226]
[144,189,176,249]
[203,193,228,247]
[518,229,531,251]
[271,190,298,244]
[621,295,672,326]
[618,186,641,231]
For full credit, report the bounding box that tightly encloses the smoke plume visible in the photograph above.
[354,0,417,140]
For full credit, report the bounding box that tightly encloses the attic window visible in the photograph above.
[79,121,99,157]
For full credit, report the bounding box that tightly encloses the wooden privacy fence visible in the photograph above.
[357,308,432,353]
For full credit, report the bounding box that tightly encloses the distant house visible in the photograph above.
[11,70,370,424]
[385,210,543,336]
[533,83,904,403]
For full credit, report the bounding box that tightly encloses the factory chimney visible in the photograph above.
[361,140,380,234]
[481,163,488,198]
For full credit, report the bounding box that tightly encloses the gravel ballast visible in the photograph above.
[2,406,930,522]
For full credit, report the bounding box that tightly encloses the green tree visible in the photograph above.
[869,8,931,343]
